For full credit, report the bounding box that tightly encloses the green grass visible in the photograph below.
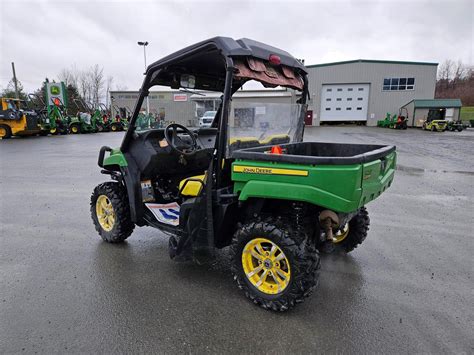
[460,106,474,121]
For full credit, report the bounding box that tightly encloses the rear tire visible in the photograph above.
[90,182,134,243]
[0,124,12,139]
[230,217,320,311]
[332,207,370,253]
[70,124,81,134]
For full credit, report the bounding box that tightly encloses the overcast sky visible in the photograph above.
[1,0,472,93]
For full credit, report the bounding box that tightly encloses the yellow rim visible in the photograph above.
[333,223,349,244]
[111,125,117,131]
[96,195,115,232]
[242,238,291,295]
[72,126,78,133]
[50,128,57,134]
[0,127,6,137]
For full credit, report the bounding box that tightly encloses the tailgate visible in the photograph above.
[359,151,396,207]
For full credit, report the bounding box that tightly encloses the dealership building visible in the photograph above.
[304,59,438,126]
[111,59,440,127]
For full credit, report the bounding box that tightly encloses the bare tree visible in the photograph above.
[58,65,80,88]
[437,59,454,88]
[452,60,466,88]
[89,64,104,105]
[105,75,113,107]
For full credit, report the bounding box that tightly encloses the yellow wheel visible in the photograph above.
[111,124,117,131]
[50,128,57,135]
[326,207,370,253]
[91,182,134,243]
[0,125,12,139]
[230,218,320,311]
[242,238,291,295]
[332,223,349,244]
[70,125,80,134]
[95,195,115,231]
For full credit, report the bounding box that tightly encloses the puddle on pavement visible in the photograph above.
[397,165,474,176]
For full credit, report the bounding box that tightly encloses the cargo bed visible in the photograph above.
[232,142,396,165]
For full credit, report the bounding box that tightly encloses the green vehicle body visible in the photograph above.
[446,121,463,132]
[103,148,396,213]
[70,98,98,134]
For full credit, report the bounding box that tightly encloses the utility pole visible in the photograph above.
[11,62,19,99]
[137,41,150,114]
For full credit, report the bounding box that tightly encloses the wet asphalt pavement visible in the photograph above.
[1,126,473,353]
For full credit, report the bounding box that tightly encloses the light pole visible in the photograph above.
[138,41,150,114]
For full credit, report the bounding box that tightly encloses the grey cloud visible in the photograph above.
[1,0,472,94]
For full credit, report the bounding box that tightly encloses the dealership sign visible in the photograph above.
[173,94,188,102]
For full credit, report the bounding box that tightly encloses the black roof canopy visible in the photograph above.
[145,37,307,92]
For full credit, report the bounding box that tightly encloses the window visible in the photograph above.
[325,108,331,111]
[358,88,364,91]
[327,88,332,92]
[326,98,331,101]
[346,107,352,110]
[336,107,341,111]
[357,97,363,101]
[337,88,343,91]
[159,95,165,99]
[336,98,342,101]
[347,98,352,101]
[383,77,415,91]
[348,88,353,91]
[357,107,362,110]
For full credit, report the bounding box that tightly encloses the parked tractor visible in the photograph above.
[445,121,464,132]
[70,98,98,134]
[0,97,41,138]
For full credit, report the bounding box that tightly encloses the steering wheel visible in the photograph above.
[164,123,198,155]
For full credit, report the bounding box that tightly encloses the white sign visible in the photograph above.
[146,202,180,226]
[173,94,188,102]
[255,106,266,115]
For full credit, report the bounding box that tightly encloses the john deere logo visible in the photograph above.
[50,86,60,95]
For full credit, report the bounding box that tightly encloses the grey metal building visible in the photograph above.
[305,59,438,126]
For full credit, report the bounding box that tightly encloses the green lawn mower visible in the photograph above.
[111,104,130,131]
[90,37,396,311]
[70,98,98,134]
[445,121,464,132]
[377,108,407,129]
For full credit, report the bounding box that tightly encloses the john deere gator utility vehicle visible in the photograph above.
[70,98,97,134]
[91,37,396,311]
[0,97,41,138]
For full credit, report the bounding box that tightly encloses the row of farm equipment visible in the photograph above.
[0,81,140,139]
[377,107,468,132]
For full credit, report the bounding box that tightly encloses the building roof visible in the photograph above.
[403,99,463,108]
[190,89,292,100]
[306,59,438,68]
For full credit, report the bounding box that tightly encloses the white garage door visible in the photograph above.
[320,84,370,121]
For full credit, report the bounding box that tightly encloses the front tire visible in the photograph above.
[230,218,320,311]
[332,207,370,253]
[0,124,12,139]
[90,182,134,243]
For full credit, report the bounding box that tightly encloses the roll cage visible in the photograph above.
[121,36,309,188]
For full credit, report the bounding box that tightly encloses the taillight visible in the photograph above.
[269,54,281,65]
